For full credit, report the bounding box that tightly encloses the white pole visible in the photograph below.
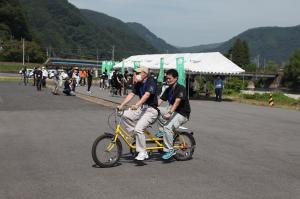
[112,45,115,61]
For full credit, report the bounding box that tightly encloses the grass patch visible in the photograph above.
[0,77,21,81]
[226,92,300,110]
[0,62,42,72]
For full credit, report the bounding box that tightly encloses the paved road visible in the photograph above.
[1,82,300,199]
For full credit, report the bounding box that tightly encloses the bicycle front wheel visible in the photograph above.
[173,132,196,161]
[92,133,122,168]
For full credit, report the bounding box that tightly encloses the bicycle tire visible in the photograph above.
[173,132,196,161]
[92,133,122,168]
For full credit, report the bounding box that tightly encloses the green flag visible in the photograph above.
[176,57,185,86]
[121,61,125,75]
[133,61,140,70]
[157,58,164,83]
[107,61,113,74]
[101,61,106,74]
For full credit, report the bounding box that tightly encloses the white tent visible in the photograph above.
[114,52,245,75]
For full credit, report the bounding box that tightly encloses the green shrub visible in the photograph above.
[225,77,247,92]
[242,92,300,105]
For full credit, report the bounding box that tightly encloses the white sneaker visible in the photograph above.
[135,151,149,161]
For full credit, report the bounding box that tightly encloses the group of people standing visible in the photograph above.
[100,69,131,96]
[62,68,94,96]
[21,66,49,91]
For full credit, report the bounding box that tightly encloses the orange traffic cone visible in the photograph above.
[269,93,274,107]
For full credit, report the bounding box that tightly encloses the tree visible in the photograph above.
[228,39,250,69]
[284,49,300,90]
[265,60,280,73]
[0,39,46,63]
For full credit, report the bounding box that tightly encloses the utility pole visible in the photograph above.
[22,38,25,66]
[112,45,115,61]
[256,54,260,80]
[96,48,99,63]
[263,58,266,73]
[46,47,49,58]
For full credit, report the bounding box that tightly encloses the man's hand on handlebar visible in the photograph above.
[130,104,139,110]
[163,113,172,120]
[117,105,124,111]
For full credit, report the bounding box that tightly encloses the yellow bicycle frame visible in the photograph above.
[107,123,187,152]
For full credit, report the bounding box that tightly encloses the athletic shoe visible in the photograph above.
[162,149,177,160]
[155,131,164,138]
[135,151,149,161]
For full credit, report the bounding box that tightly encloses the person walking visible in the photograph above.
[42,67,48,88]
[52,67,60,95]
[21,67,28,86]
[87,69,93,95]
[214,76,224,102]
[123,70,129,95]
[32,67,37,86]
[36,67,43,91]
[71,69,77,92]
[100,71,108,90]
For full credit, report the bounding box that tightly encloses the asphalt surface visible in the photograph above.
[0,82,299,199]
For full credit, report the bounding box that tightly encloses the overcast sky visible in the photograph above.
[68,0,300,47]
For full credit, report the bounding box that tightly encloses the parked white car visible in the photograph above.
[19,68,34,78]
[47,69,56,79]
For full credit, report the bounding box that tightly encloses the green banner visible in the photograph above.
[106,61,113,74]
[121,61,125,75]
[101,61,107,74]
[157,58,164,83]
[176,57,185,86]
[133,61,140,70]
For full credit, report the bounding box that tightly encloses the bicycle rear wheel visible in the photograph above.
[92,133,122,168]
[173,132,196,161]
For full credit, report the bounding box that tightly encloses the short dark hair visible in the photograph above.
[166,69,178,78]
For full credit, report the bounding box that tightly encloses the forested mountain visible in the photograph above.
[179,43,222,53]
[18,0,157,60]
[181,25,300,63]
[215,25,300,63]
[80,9,157,59]
[126,22,177,53]
[1,0,300,63]
[0,0,32,40]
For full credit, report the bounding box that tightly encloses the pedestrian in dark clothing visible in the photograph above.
[123,70,129,95]
[22,67,28,86]
[63,78,74,96]
[214,76,224,102]
[32,67,37,86]
[87,69,93,94]
[36,68,43,91]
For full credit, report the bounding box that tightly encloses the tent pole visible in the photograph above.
[242,73,245,90]
[187,71,190,99]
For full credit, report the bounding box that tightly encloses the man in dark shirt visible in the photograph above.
[21,67,28,86]
[158,69,191,160]
[35,67,43,91]
[118,66,158,161]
